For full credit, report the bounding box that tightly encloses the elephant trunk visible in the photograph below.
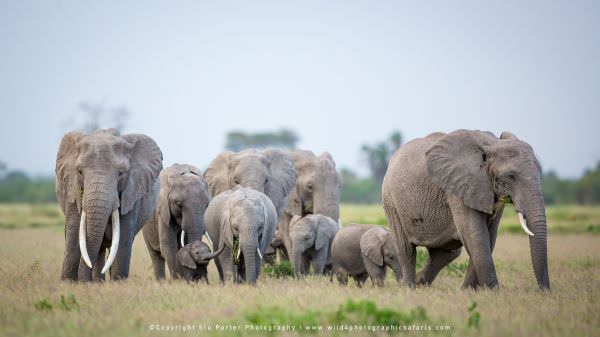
[390,259,403,282]
[243,242,258,284]
[524,196,550,290]
[312,192,340,221]
[80,174,119,278]
[292,248,304,277]
[181,205,205,247]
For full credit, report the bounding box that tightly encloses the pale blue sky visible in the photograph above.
[1,1,599,178]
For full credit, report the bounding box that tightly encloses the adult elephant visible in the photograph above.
[56,129,162,281]
[382,130,549,290]
[277,150,341,261]
[205,187,277,284]
[203,149,296,221]
[142,164,211,280]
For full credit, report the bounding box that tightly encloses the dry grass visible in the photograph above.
[0,204,599,337]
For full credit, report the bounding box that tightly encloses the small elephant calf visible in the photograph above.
[289,214,339,276]
[331,224,402,287]
[176,241,224,283]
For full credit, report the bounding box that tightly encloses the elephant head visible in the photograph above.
[219,188,277,284]
[179,240,224,269]
[426,129,549,289]
[157,164,211,247]
[204,149,296,220]
[55,129,162,275]
[360,227,402,281]
[287,150,341,221]
[289,214,338,276]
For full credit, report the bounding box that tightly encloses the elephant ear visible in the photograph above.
[315,215,337,251]
[263,149,297,218]
[179,248,197,269]
[500,131,519,140]
[204,152,235,197]
[55,131,85,213]
[156,168,172,228]
[259,197,277,254]
[425,130,496,214]
[120,134,163,214]
[361,228,385,267]
[220,208,234,248]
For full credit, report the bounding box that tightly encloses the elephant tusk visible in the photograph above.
[257,248,263,260]
[203,233,214,251]
[101,209,120,274]
[237,248,241,259]
[180,231,186,247]
[517,212,534,236]
[78,208,93,269]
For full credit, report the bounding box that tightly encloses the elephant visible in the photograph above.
[276,150,341,262]
[288,214,338,276]
[382,130,550,290]
[204,187,277,284]
[55,128,162,281]
[176,240,224,283]
[142,164,212,280]
[330,224,402,287]
[203,149,296,221]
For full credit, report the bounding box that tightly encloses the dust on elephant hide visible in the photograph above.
[55,128,162,281]
[142,163,211,280]
[382,129,549,290]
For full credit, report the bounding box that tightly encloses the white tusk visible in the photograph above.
[79,209,93,269]
[257,248,263,260]
[237,248,241,259]
[180,231,186,247]
[518,212,534,236]
[203,233,214,251]
[101,209,120,274]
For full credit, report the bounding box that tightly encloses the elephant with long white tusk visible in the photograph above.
[56,128,163,282]
[142,164,212,280]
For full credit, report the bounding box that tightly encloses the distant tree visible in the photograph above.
[360,130,403,185]
[339,168,381,203]
[225,129,299,151]
[62,100,130,133]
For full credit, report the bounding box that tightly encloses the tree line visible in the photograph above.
[1,130,599,205]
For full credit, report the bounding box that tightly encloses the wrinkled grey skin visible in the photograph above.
[382,130,549,290]
[289,214,338,276]
[204,149,296,221]
[55,129,162,281]
[360,227,403,287]
[331,224,402,287]
[176,240,224,283]
[205,187,277,284]
[142,164,211,280]
[276,150,341,262]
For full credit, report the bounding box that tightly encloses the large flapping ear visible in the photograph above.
[425,130,496,214]
[204,152,236,197]
[360,228,385,267]
[259,198,277,254]
[315,215,337,251]
[178,248,197,269]
[120,134,163,214]
[262,149,297,219]
[55,131,85,213]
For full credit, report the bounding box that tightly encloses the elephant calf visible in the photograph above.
[331,224,402,287]
[142,164,212,280]
[289,214,338,276]
[176,241,224,283]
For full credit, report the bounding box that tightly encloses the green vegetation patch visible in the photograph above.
[263,261,294,279]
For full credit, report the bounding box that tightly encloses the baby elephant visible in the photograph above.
[176,241,224,283]
[331,224,402,287]
[289,214,338,276]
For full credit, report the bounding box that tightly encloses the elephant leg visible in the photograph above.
[416,247,461,285]
[312,249,328,275]
[463,210,502,289]
[354,273,369,287]
[218,247,235,283]
[462,259,479,289]
[148,249,166,280]
[383,199,416,287]
[109,211,139,280]
[92,247,106,281]
[159,228,179,279]
[334,267,348,285]
[301,255,310,275]
[61,210,81,281]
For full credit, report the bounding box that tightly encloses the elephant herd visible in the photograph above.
[55,128,549,290]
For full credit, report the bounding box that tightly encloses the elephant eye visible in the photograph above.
[233,177,240,184]
[307,183,313,191]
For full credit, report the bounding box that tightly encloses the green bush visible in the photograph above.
[263,261,294,279]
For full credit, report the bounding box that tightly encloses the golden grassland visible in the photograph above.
[0,203,599,337]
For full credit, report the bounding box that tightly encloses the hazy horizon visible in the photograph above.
[1,1,599,178]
